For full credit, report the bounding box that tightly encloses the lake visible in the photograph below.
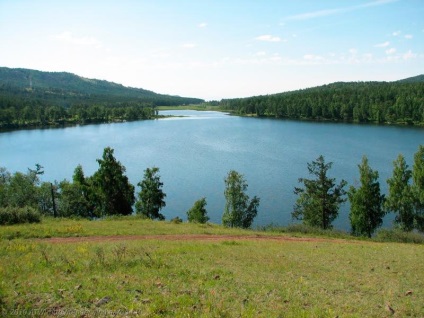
[1,110,423,230]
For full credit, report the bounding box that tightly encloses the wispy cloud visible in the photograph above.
[53,31,102,47]
[403,50,417,60]
[182,43,197,49]
[385,48,396,54]
[284,0,399,21]
[375,41,390,47]
[392,30,401,36]
[404,34,413,39]
[198,22,207,28]
[255,35,282,42]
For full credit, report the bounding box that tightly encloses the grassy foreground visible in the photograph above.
[1,218,423,317]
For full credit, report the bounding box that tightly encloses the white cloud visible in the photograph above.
[182,43,197,48]
[254,51,267,56]
[385,48,396,54]
[374,41,390,47]
[392,30,401,36]
[198,22,207,28]
[303,54,324,61]
[53,31,102,48]
[403,50,417,60]
[404,34,413,39]
[255,35,282,42]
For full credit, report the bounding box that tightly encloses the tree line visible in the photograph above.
[1,146,424,237]
[218,81,424,126]
[293,147,424,237]
[0,67,205,130]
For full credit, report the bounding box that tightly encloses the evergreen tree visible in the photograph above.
[292,155,346,229]
[385,154,414,231]
[93,147,135,216]
[412,145,424,231]
[186,197,209,223]
[348,156,385,237]
[136,167,166,220]
[222,170,259,228]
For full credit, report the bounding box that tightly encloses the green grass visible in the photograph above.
[0,217,258,240]
[1,218,423,317]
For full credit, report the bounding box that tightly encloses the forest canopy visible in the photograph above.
[0,67,204,129]
[219,76,424,125]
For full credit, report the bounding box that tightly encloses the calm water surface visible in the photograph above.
[1,110,423,230]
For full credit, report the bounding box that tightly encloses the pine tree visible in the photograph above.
[93,147,135,216]
[292,155,346,229]
[348,156,385,237]
[136,167,166,220]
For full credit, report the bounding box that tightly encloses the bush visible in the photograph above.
[374,229,424,244]
[259,223,351,239]
[0,206,41,225]
[187,197,209,224]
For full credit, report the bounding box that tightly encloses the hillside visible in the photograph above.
[219,75,424,125]
[1,217,423,317]
[0,67,204,107]
[0,67,204,129]
[397,74,424,83]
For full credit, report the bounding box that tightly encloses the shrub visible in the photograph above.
[374,229,424,244]
[0,206,41,225]
[259,223,351,239]
[186,197,209,224]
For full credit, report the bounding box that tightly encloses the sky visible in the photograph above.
[0,0,423,100]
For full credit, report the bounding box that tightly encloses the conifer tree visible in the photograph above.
[292,155,346,229]
[348,156,385,237]
[136,167,166,220]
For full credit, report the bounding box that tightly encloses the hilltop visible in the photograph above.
[0,67,204,129]
[0,67,204,107]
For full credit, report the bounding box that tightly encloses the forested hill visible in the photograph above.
[0,67,204,106]
[219,76,424,125]
[0,67,204,129]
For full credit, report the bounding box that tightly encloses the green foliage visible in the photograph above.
[259,223,352,239]
[385,154,415,231]
[348,156,385,237]
[58,180,93,218]
[92,147,135,216]
[0,164,43,209]
[186,197,209,223]
[0,206,41,225]
[292,155,347,229]
[412,145,424,231]
[136,167,166,220]
[219,80,424,125]
[0,67,204,130]
[374,228,424,244]
[222,170,259,228]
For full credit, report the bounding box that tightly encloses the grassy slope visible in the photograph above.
[1,218,423,317]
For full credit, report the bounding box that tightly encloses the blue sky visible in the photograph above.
[0,0,423,100]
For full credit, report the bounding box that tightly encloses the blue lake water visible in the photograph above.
[1,110,423,230]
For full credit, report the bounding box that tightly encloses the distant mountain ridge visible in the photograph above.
[0,67,204,106]
[397,74,424,83]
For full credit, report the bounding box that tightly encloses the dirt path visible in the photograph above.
[40,234,357,244]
